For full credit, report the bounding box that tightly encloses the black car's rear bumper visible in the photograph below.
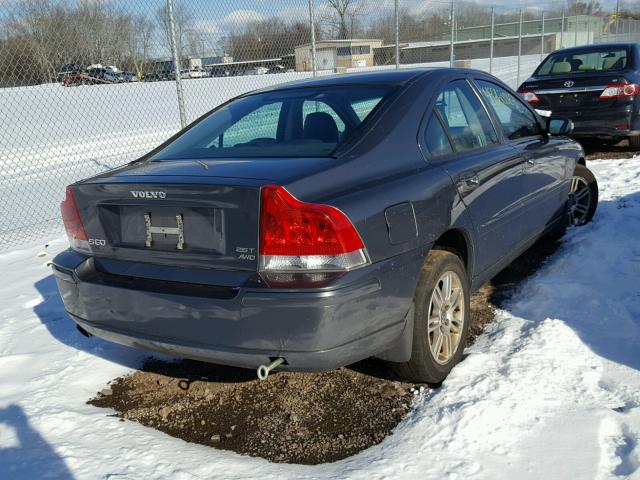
[52,248,424,372]
[545,104,640,139]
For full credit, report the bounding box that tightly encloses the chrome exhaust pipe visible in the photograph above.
[257,357,285,380]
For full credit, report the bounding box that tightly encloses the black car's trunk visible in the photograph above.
[524,72,632,113]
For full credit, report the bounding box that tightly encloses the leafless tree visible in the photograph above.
[128,15,156,74]
[226,18,311,62]
[566,1,604,15]
[0,0,154,85]
[156,3,196,59]
[322,0,365,39]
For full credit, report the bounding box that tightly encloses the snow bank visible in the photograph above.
[1,157,639,478]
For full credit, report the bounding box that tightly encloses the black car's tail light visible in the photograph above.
[600,83,639,99]
[61,185,89,252]
[517,88,540,103]
[259,185,369,274]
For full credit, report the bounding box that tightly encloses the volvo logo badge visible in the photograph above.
[131,190,166,199]
[564,80,575,88]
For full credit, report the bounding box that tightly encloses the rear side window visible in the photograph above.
[536,48,629,75]
[424,114,453,157]
[435,80,498,153]
[220,102,282,147]
[351,97,384,121]
[476,81,541,140]
[153,86,395,159]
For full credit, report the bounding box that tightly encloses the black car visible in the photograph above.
[267,65,287,74]
[144,72,169,82]
[53,68,598,384]
[518,43,640,149]
[85,67,107,84]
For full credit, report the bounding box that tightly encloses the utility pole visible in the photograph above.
[560,9,564,48]
[450,0,455,67]
[489,7,495,74]
[517,9,522,86]
[615,0,620,40]
[167,0,186,129]
[308,0,317,77]
[540,11,545,62]
[395,0,400,69]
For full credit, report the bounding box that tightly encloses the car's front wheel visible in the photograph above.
[395,250,470,384]
[569,164,598,226]
[629,135,640,151]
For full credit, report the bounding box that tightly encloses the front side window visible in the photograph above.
[536,48,629,75]
[152,86,395,160]
[476,80,541,140]
[435,80,498,153]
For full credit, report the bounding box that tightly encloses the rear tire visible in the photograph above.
[629,135,640,151]
[569,164,598,226]
[394,250,470,384]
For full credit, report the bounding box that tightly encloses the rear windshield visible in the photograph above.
[536,48,630,76]
[153,85,395,160]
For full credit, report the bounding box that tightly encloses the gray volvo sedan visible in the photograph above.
[52,68,598,383]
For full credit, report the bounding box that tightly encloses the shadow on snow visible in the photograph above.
[0,404,74,479]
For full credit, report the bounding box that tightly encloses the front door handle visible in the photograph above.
[457,174,480,192]
[524,156,535,168]
[465,174,480,186]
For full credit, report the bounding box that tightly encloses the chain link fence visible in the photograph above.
[1,0,639,250]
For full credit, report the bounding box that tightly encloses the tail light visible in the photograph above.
[60,185,89,252]
[518,88,540,103]
[259,185,369,274]
[600,83,639,99]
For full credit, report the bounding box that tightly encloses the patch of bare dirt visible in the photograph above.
[581,138,639,161]
[89,234,565,465]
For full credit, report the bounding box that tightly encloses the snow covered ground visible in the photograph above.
[1,156,639,479]
[0,54,541,248]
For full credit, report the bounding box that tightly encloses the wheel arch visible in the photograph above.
[432,228,474,281]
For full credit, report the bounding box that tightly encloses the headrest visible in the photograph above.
[551,61,572,74]
[303,112,339,143]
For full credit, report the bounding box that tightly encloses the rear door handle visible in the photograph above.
[523,155,535,168]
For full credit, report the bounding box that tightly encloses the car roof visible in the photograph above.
[252,68,438,94]
[547,43,638,56]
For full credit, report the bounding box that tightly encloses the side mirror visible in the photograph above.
[547,118,574,136]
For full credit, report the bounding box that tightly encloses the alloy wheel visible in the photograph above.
[569,175,592,226]
[428,270,465,365]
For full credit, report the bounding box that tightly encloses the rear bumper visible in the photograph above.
[52,248,425,372]
[549,105,640,139]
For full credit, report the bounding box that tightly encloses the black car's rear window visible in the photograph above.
[536,48,630,76]
[153,85,396,160]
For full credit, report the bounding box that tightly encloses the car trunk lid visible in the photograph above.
[72,180,261,271]
[70,157,336,271]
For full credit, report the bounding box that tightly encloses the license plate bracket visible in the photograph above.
[144,213,185,250]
